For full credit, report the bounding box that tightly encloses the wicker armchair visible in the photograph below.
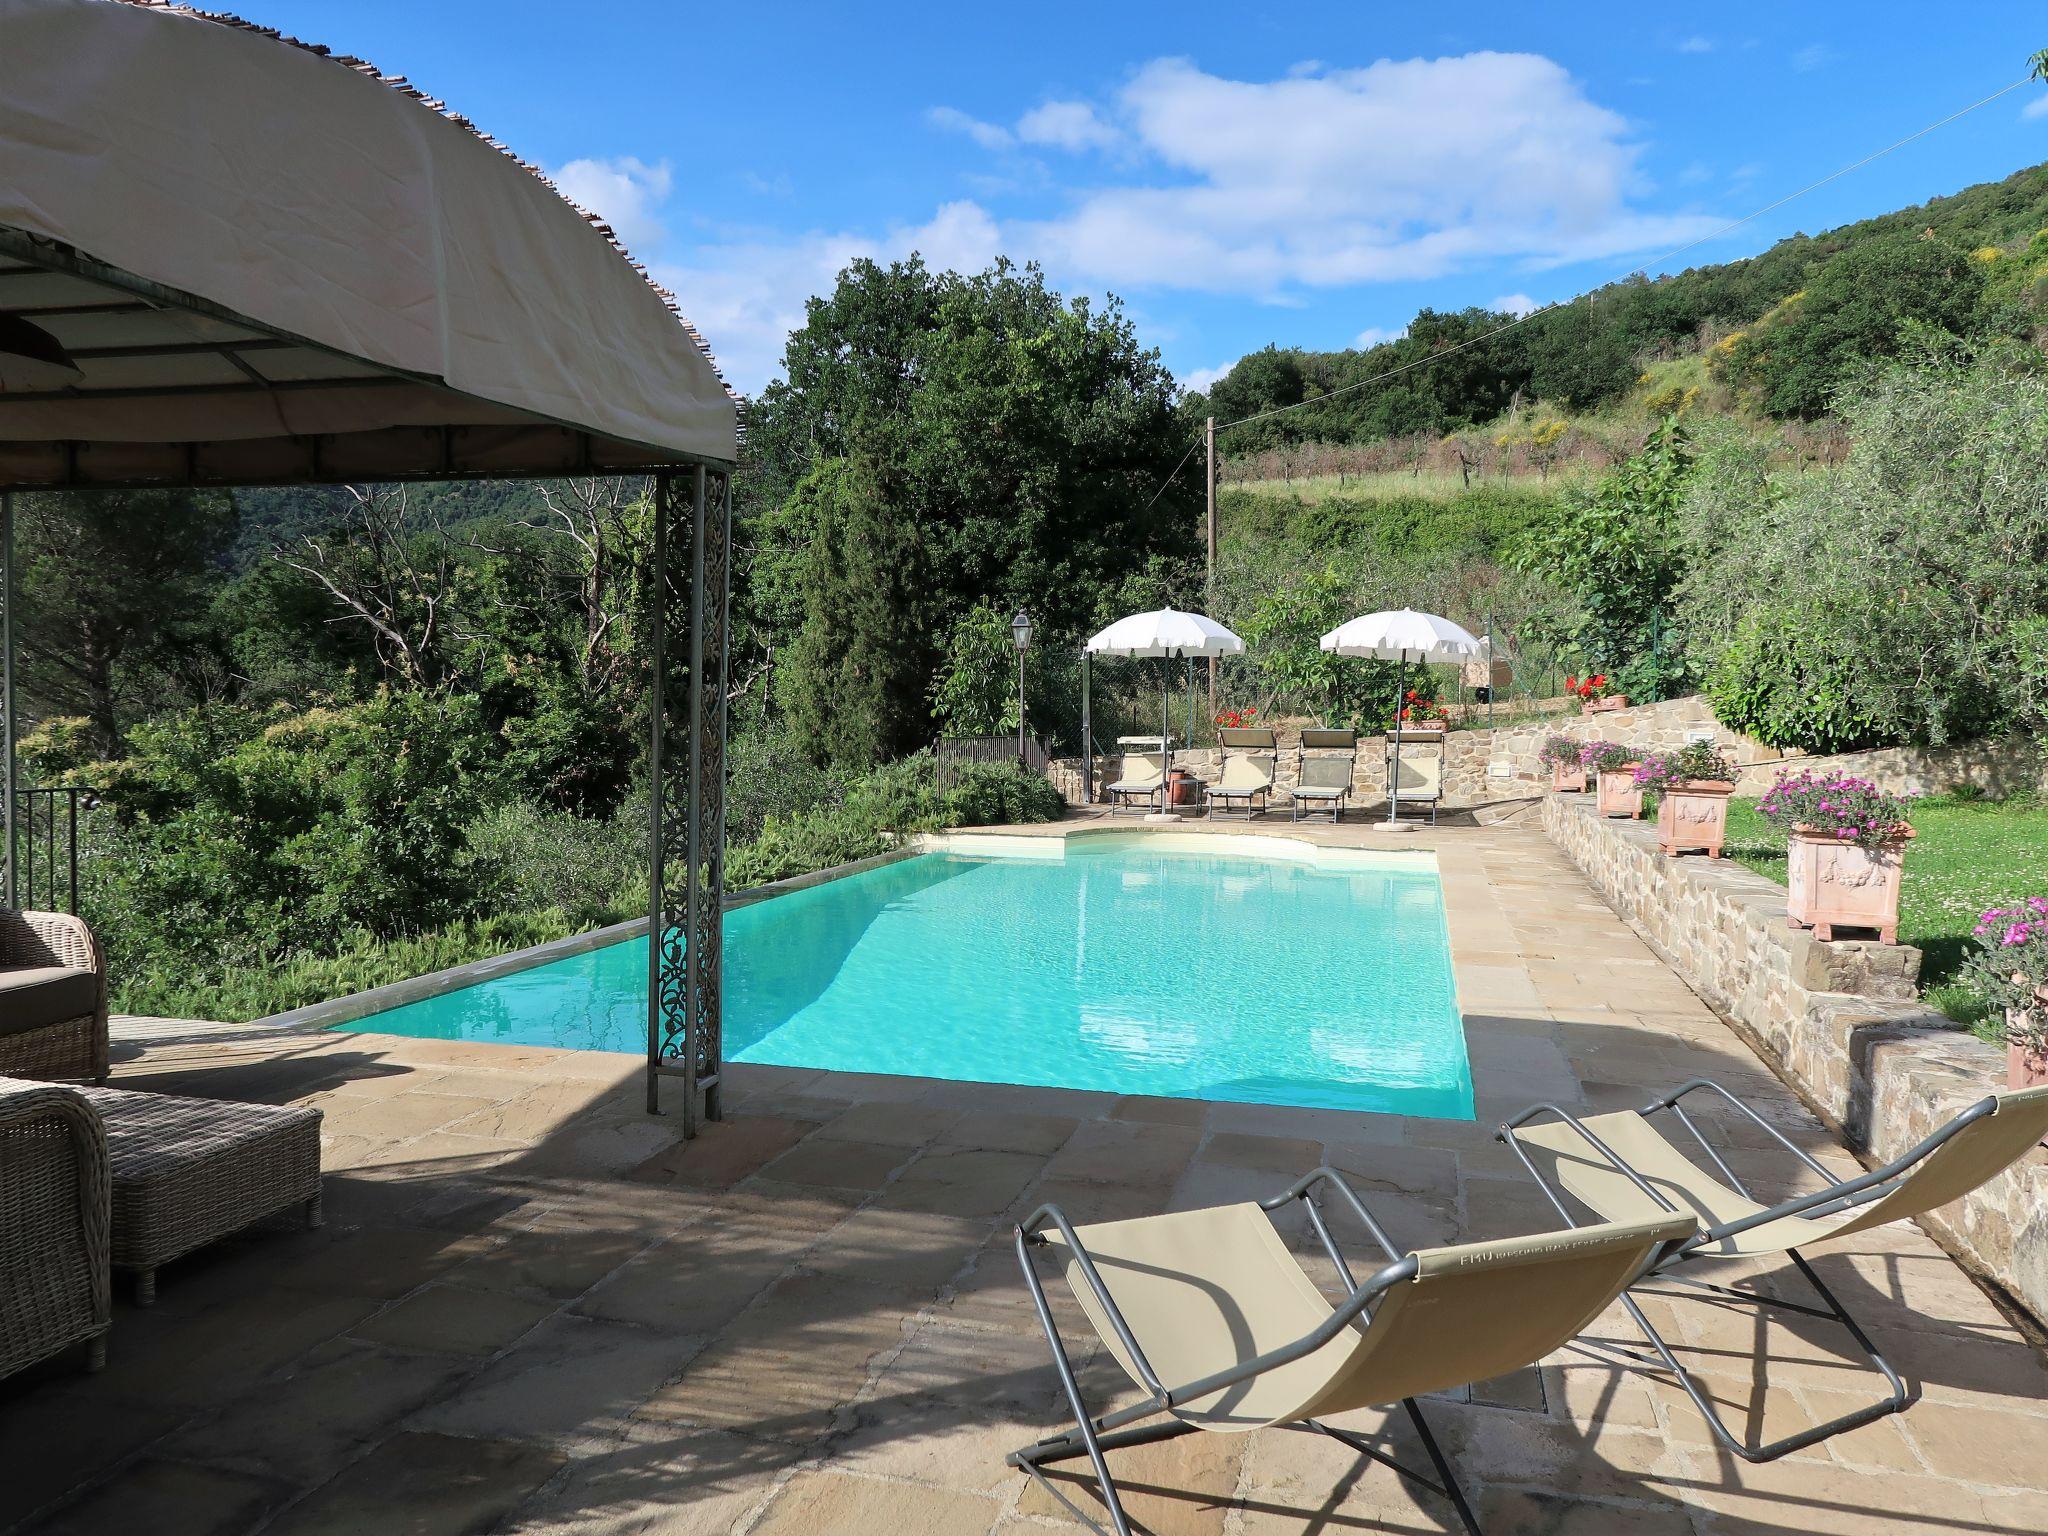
[0,1077,111,1380]
[0,910,109,1084]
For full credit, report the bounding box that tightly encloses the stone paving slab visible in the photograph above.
[3,821,2045,1533]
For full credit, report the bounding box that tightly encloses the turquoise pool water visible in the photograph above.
[349,836,1473,1118]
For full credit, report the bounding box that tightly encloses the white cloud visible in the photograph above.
[1012,55,1718,295]
[2024,95,2048,122]
[1677,36,1714,54]
[1791,43,1834,73]
[1353,325,1405,348]
[927,105,1013,150]
[1017,100,1120,152]
[1489,293,1538,317]
[647,52,1726,391]
[1179,362,1233,394]
[549,156,674,252]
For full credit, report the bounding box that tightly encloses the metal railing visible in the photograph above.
[935,734,1052,791]
[9,785,98,915]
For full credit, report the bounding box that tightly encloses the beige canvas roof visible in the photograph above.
[0,0,738,489]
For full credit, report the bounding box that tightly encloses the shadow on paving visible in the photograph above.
[1,1027,2044,1535]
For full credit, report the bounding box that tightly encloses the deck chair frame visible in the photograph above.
[1009,1167,1489,1536]
[1386,736,1444,826]
[1208,729,1278,821]
[1494,1077,2008,1462]
[1103,754,1165,816]
[1288,731,1357,824]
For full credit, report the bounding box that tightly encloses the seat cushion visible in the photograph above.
[0,966,98,1036]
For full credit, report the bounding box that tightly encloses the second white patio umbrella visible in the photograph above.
[1087,606,1244,821]
[1321,608,1484,827]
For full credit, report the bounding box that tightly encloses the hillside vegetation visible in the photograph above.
[1188,161,2048,453]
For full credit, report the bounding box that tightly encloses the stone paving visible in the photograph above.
[4,818,2047,1534]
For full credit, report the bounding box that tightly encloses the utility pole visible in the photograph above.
[1204,415,1218,716]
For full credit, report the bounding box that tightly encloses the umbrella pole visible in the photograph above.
[1388,647,1406,826]
[1160,655,1174,818]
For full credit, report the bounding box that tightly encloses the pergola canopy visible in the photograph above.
[0,0,739,490]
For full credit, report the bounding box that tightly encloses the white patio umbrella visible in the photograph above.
[1321,608,1484,827]
[1087,607,1244,821]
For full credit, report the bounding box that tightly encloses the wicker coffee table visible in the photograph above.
[75,1086,322,1304]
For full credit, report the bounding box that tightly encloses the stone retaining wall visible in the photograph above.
[1543,792,2048,1321]
[1051,696,2044,809]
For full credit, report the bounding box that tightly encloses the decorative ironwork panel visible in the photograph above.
[647,469,696,1118]
[645,465,733,1129]
[683,471,729,1118]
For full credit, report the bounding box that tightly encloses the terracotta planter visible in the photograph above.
[1549,762,1586,793]
[1656,781,1734,858]
[1166,767,1201,808]
[1582,695,1630,715]
[1785,824,1913,944]
[1595,769,1642,818]
[2006,987,2048,1096]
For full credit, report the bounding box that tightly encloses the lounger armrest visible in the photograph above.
[1017,1204,1168,1398]
[1649,1079,1835,1183]
[1262,1166,1405,1268]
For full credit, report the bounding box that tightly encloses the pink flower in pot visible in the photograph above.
[1758,771,1914,944]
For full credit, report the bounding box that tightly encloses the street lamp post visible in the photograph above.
[1010,607,1032,764]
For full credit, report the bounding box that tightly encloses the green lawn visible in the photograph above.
[1720,796,2048,1036]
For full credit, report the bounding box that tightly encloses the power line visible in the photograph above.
[1153,70,2033,468]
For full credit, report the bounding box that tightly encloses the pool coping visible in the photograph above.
[254,842,927,1035]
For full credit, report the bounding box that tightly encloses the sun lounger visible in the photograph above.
[1503,1079,2048,1461]
[1008,1167,1695,1535]
[1103,754,1165,815]
[1208,728,1276,820]
[1288,729,1357,823]
[1388,738,1444,825]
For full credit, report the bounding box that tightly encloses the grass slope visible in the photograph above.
[1721,796,2048,1035]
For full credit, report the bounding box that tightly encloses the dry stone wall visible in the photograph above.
[1543,792,2048,1323]
[1051,696,2044,809]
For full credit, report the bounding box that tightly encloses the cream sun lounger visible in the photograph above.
[1008,1168,1695,1535]
[1208,727,1276,820]
[1388,740,1444,825]
[1287,728,1357,823]
[1103,754,1164,815]
[1504,1080,2048,1462]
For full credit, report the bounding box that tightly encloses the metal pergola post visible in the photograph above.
[1,490,13,910]
[645,466,730,1129]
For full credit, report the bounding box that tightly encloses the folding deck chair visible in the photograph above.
[1287,728,1357,823]
[1503,1079,2048,1462]
[1008,1168,1695,1535]
[1103,753,1164,815]
[1208,727,1277,820]
[1387,736,1445,825]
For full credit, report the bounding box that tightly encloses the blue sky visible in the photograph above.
[233,2,2048,395]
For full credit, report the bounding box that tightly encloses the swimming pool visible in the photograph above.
[348,835,1474,1119]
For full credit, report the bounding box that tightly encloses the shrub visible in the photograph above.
[1958,897,2048,1052]
[1756,770,1913,850]
[1537,734,1581,770]
[464,799,643,923]
[727,805,891,888]
[840,750,948,834]
[79,691,498,996]
[726,728,844,844]
[943,760,1066,826]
